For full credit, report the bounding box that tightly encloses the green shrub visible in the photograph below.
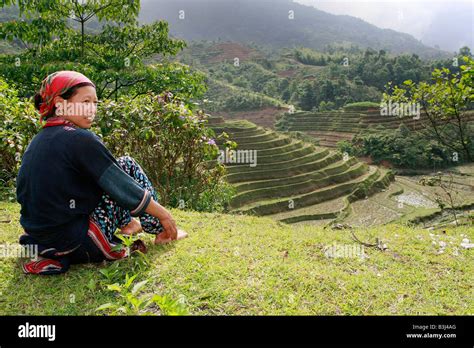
[0,78,39,201]
[345,124,470,169]
[220,92,271,111]
[318,101,336,111]
[95,93,233,212]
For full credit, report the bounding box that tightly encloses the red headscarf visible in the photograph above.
[38,70,95,122]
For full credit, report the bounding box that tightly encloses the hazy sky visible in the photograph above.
[294,0,473,51]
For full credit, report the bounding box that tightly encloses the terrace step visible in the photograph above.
[225,151,343,183]
[234,157,358,192]
[284,118,362,124]
[232,136,293,150]
[239,144,315,164]
[286,126,359,132]
[216,130,279,144]
[213,118,394,224]
[249,140,306,157]
[230,161,367,209]
[226,148,329,174]
[234,166,380,215]
[289,112,363,118]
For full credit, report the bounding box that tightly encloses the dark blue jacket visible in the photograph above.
[16,124,151,251]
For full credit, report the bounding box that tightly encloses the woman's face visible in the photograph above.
[54,86,98,129]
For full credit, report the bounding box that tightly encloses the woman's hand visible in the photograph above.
[144,198,181,244]
[159,215,178,240]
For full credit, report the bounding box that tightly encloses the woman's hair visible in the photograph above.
[33,81,95,119]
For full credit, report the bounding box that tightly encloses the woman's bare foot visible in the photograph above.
[120,218,142,235]
[154,229,188,245]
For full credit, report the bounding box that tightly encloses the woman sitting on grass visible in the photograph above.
[16,70,187,275]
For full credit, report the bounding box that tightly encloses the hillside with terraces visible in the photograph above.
[209,114,474,228]
[275,107,474,148]
[209,117,394,225]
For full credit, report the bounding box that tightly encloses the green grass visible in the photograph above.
[344,101,380,110]
[1,201,473,315]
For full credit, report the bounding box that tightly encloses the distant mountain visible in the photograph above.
[139,0,449,59]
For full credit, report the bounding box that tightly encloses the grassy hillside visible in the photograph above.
[0,201,472,315]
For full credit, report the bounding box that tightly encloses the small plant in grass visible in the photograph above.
[96,270,188,315]
[96,271,188,315]
[96,232,187,315]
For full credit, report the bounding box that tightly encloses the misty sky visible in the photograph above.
[295,0,473,51]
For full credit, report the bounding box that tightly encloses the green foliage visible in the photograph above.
[0,78,39,200]
[344,125,464,169]
[203,77,280,112]
[289,76,381,111]
[96,234,188,316]
[386,56,474,162]
[318,100,336,111]
[220,92,271,111]
[294,47,329,66]
[182,42,457,113]
[336,140,354,156]
[343,101,380,110]
[0,0,206,102]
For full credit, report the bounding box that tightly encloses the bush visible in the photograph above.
[318,101,336,111]
[345,125,465,169]
[0,78,39,201]
[95,93,234,212]
[220,92,270,111]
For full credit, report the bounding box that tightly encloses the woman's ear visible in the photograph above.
[53,96,65,107]
[53,96,66,116]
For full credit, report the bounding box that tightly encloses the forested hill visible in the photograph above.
[139,0,449,59]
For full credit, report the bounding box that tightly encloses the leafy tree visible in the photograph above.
[0,0,205,102]
[386,56,474,162]
[344,125,455,169]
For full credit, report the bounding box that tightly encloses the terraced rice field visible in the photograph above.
[210,118,394,224]
[276,110,362,147]
[276,109,474,148]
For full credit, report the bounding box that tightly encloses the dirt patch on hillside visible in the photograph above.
[207,43,260,63]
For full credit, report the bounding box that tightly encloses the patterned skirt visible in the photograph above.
[20,156,163,275]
